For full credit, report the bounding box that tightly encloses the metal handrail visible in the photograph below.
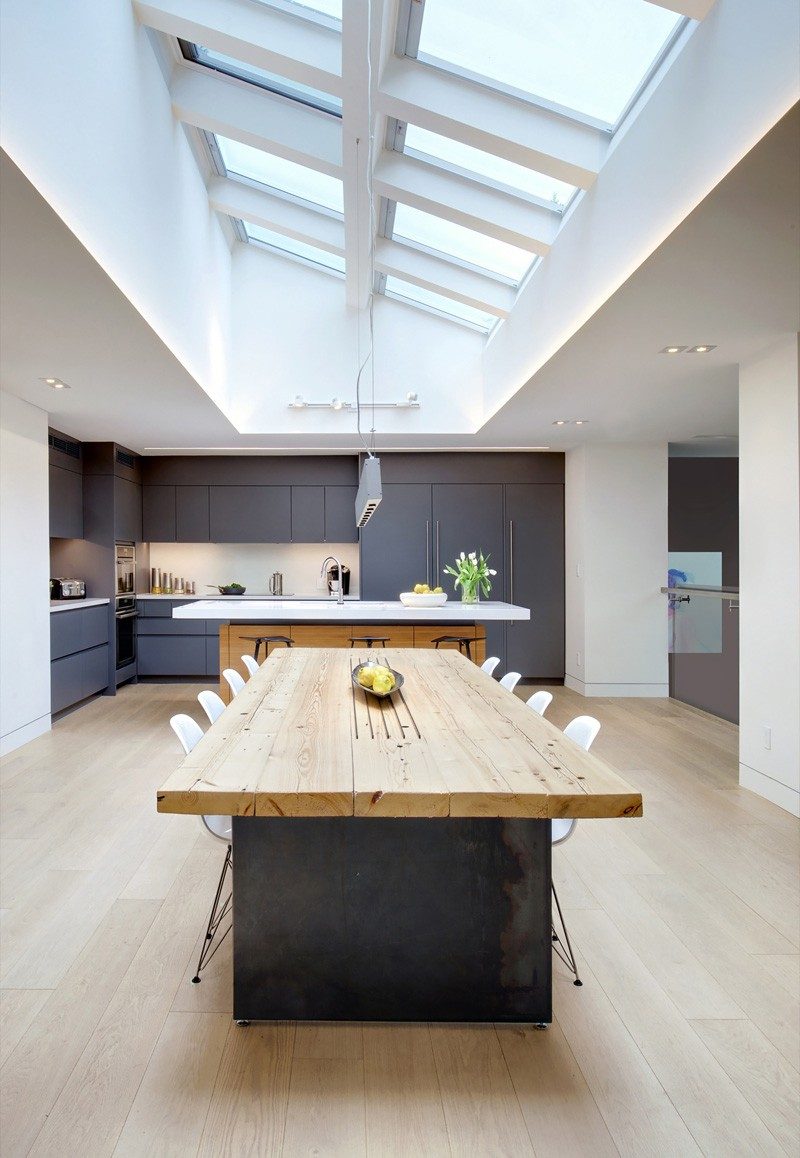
[661,585,739,605]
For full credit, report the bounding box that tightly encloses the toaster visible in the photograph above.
[51,578,86,600]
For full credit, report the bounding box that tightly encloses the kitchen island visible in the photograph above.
[157,647,642,1024]
[173,597,531,700]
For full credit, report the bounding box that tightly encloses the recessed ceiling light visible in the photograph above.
[574,419,589,426]
[552,419,568,426]
[660,345,686,354]
[41,377,70,389]
[686,344,717,354]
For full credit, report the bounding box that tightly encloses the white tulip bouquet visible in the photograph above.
[443,550,497,603]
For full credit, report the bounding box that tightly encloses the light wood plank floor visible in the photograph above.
[1,682,797,1157]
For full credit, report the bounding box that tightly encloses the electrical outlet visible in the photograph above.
[762,726,772,751]
[576,651,582,668]
[576,562,582,578]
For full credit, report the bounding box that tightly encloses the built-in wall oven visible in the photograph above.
[116,543,136,594]
[116,594,138,670]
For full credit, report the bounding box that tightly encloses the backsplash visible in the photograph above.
[145,542,360,597]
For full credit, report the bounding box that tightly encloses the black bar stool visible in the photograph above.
[241,635,293,662]
[432,634,485,661]
[349,635,390,649]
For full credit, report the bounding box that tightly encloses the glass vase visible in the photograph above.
[460,582,480,604]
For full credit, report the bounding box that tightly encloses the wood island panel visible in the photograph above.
[159,647,643,821]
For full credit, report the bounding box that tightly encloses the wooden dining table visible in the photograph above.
[157,647,642,1024]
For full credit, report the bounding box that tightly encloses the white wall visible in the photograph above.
[0,391,51,754]
[147,541,360,597]
[0,0,232,410]
[565,443,668,696]
[229,244,485,435]
[739,335,800,816]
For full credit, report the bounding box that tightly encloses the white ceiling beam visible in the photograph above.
[373,152,559,254]
[643,0,716,18]
[134,0,342,96]
[341,0,382,309]
[374,238,515,318]
[171,67,342,175]
[378,57,607,190]
[207,176,345,254]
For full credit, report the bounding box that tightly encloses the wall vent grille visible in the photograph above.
[116,449,136,469]
[49,433,81,459]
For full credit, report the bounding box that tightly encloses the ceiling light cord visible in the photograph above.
[353,2,377,460]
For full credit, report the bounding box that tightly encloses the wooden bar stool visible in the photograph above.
[431,634,485,661]
[349,635,390,649]
[241,635,293,662]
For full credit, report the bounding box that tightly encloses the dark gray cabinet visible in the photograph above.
[50,606,110,712]
[49,464,83,539]
[177,486,210,541]
[324,486,358,543]
[115,478,142,542]
[209,486,291,543]
[143,485,176,541]
[136,600,219,676]
[432,484,505,664]
[137,635,208,676]
[291,487,325,542]
[360,485,433,599]
[505,485,565,678]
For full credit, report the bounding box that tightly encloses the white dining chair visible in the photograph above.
[551,714,601,987]
[526,690,553,716]
[169,714,232,985]
[223,668,246,697]
[499,671,522,693]
[481,656,501,677]
[198,689,225,725]
[241,654,260,678]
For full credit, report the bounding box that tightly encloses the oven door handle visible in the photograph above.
[115,610,139,619]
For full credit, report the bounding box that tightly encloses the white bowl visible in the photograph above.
[399,592,448,607]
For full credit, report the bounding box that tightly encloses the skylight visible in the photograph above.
[411,0,684,126]
[216,136,344,213]
[392,203,533,283]
[180,42,341,116]
[245,222,345,273]
[401,124,576,208]
[255,0,341,24]
[384,277,496,332]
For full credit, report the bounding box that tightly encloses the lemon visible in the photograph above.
[413,583,425,594]
[433,586,443,594]
[372,672,395,694]
[357,666,377,688]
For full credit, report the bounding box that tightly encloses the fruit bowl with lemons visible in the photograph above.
[352,661,405,699]
[399,583,448,607]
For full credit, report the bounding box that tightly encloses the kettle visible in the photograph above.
[269,572,283,595]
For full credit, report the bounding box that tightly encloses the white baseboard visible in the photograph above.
[564,674,669,698]
[0,712,51,757]
[739,763,800,817]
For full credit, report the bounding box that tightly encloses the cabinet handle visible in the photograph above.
[426,521,431,587]
[435,521,441,581]
[509,520,514,604]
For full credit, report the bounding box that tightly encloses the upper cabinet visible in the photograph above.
[323,486,358,544]
[48,429,84,539]
[114,477,142,542]
[291,486,324,542]
[209,486,292,543]
[49,465,84,539]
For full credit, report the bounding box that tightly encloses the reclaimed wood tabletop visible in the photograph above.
[156,648,643,820]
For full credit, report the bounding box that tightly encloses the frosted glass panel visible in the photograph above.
[668,552,722,654]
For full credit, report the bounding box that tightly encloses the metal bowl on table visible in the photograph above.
[351,662,404,699]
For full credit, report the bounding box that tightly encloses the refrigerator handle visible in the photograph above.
[509,520,514,603]
[435,521,441,581]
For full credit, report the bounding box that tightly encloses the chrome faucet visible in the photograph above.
[321,555,344,604]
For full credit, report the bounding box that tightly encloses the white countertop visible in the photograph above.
[50,598,110,613]
[173,599,530,622]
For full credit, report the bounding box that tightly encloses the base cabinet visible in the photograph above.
[136,600,219,678]
[50,606,111,714]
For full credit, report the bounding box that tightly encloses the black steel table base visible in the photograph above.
[232,817,552,1023]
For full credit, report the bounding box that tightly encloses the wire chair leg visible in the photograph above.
[551,882,583,986]
[192,845,232,984]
